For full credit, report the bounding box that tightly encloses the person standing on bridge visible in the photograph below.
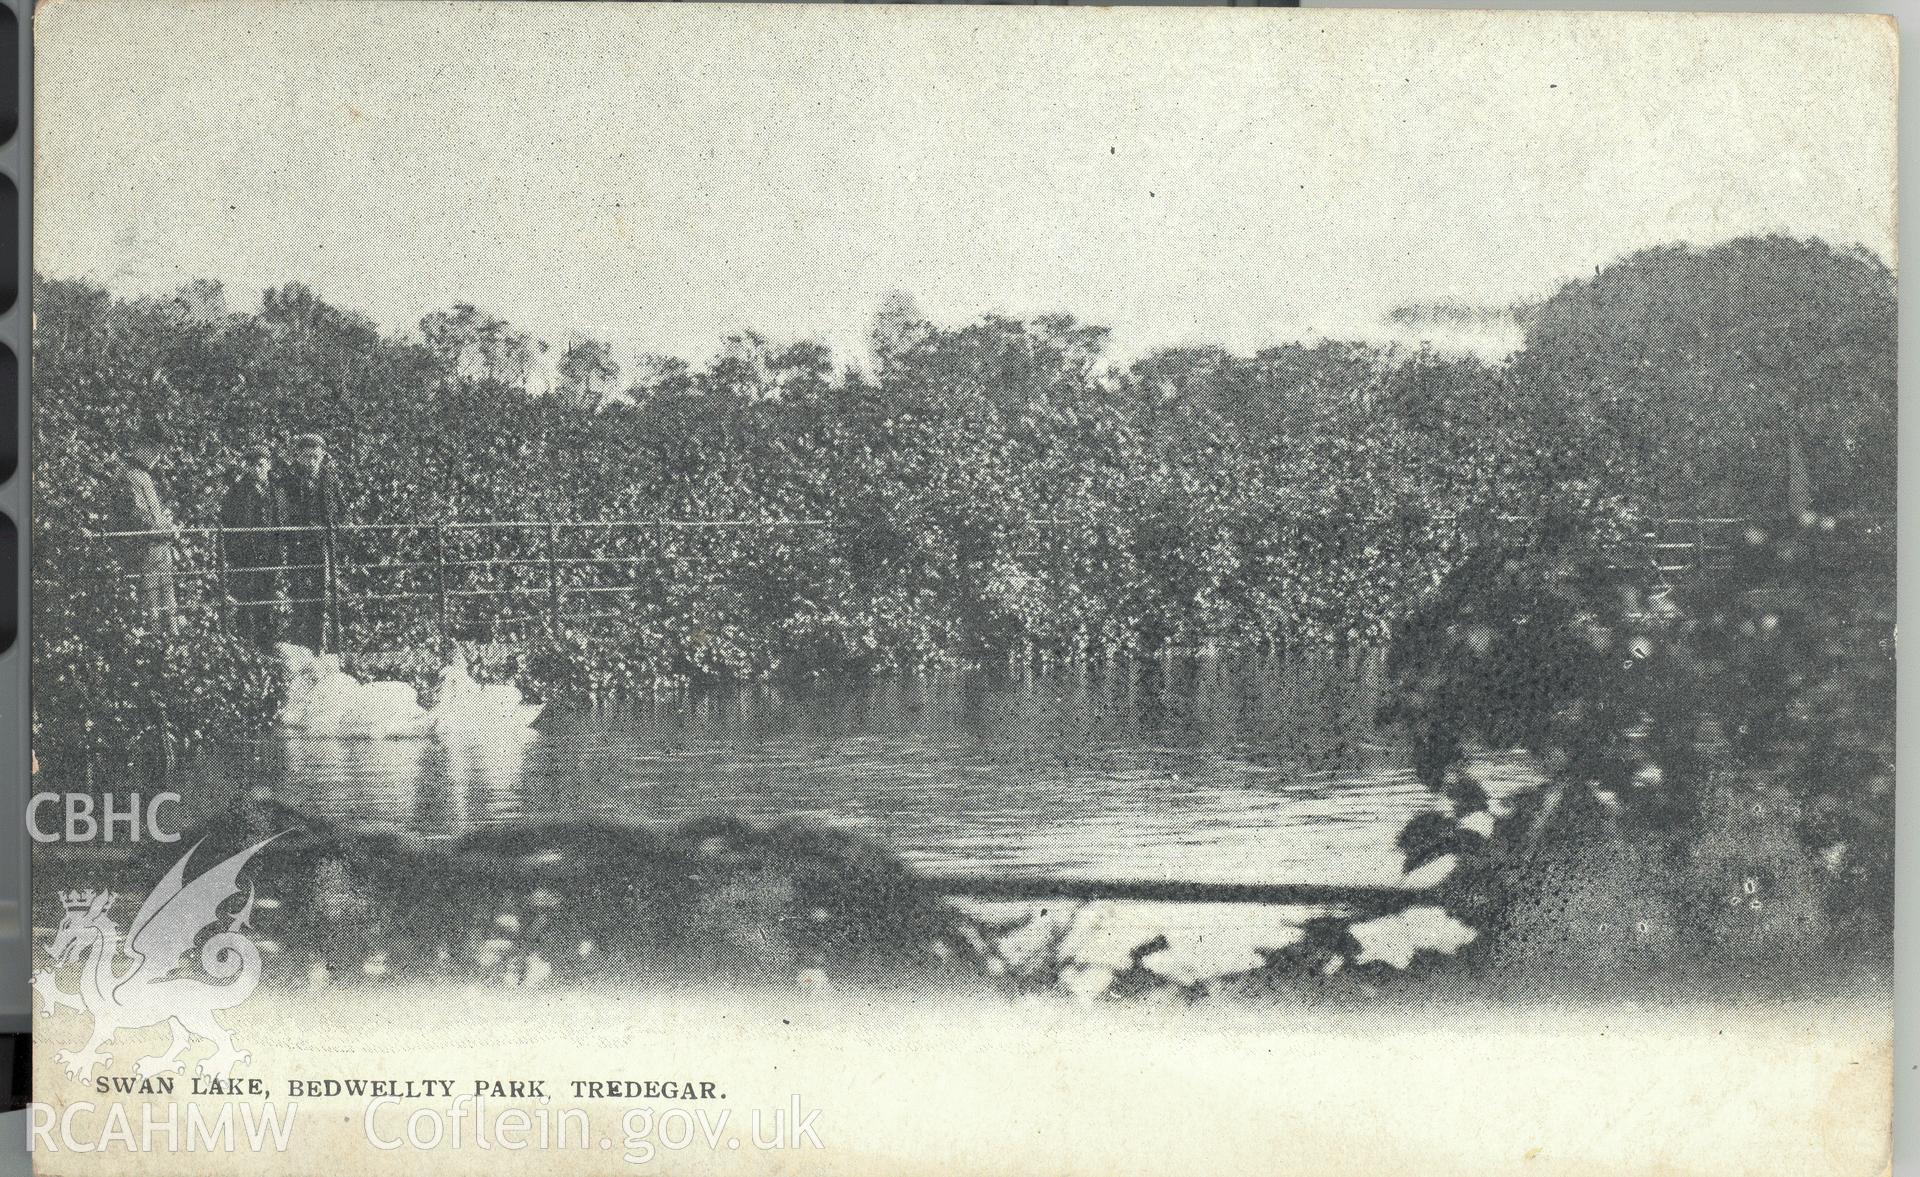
[219,443,287,649]
[279,433,344,653]
[112,421,182,636]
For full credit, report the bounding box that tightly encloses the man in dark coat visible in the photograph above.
[219,443,286,649]
[278,433,344,652]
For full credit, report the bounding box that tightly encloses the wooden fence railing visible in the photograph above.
[81,513,1888,653]
[87,517,844,651]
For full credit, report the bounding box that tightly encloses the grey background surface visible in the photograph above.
[3,0,23,1033]
[2,0,24,1167]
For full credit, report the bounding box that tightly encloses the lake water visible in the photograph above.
[175,650,1539,889]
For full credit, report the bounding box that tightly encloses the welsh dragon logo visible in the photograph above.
[33,835,282,1084]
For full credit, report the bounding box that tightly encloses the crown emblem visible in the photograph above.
[59,889,113,912]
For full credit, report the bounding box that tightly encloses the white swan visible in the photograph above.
[275,644,543,739]
[426,658,546,733]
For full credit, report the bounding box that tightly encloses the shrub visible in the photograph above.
[33,628,288,768]
[1374,514,1894,991]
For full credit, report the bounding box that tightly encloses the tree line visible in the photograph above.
[30,234,1894,754]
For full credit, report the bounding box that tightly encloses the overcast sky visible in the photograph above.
[36,3,1896,371]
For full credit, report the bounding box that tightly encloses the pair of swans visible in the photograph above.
[274,645,543,738]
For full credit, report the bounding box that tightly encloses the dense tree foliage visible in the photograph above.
[1513,236,1896,516]
[32,234,1893,769]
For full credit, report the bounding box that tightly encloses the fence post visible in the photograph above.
[434,523,451,650]
[323,531,343,655]
[1694,516,1707,573]
[212,527,231,638]
[546,520,562,634]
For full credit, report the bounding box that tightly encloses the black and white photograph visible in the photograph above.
[25,4,1897,1173]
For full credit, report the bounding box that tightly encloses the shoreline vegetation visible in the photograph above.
[30,232,1895,997]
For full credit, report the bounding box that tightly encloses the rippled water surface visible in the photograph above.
[179,652,1539,886]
